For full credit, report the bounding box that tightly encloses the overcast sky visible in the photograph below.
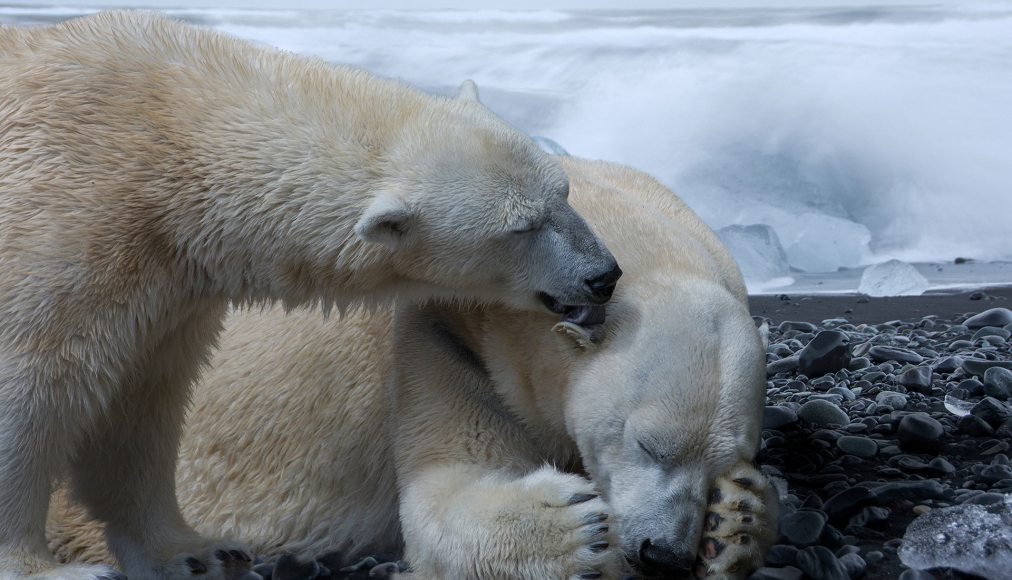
[29,0,966,10]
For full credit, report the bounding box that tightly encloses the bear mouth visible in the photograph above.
[538,293,607,326]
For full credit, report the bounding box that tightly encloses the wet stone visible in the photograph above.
[984,367,1012,401]
[897,366,933,393]
[837,436,878,458]
[798,331,852,378]
[868,345,923,365]
[768,356,800,376]
[764,545,800,567]
[838,553,866,578]
[779,509,828,547]
[798,399,850,427]
[963,357,1012,377]
[971,397,1010,428]
[749,566,804,580]
[764,406,799,430]
[897,413,944,453]
[796,546,849,580]
[875,391,908,410]
[964,307,1012,329]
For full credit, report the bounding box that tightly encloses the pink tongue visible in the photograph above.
[562,304,606,326]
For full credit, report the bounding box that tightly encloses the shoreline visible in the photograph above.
[749,286,1012,325]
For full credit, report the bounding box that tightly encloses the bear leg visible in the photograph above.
[68,315,251,580]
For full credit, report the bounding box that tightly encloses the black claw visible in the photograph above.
[578,573,602,579]
[708,488,722,504]
[582,512,608,525]
[230,549,251,562]
[589,541,609,553]
[591,525,609,536]
[186,557,208,575]
[215,550,229,561]
[704,512,722,532]
[339,557,379,573]
[568,493,598,505]
[99,574,128,580]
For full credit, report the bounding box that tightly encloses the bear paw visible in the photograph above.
[159,541,253,580]
[694,463,777,579]
[517,467,624,580]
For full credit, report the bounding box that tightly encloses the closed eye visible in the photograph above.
[511,221,540,235]
[638,440,659,462]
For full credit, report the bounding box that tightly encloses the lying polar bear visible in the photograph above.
[50,156,776,579]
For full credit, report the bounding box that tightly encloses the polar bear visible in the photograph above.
[51,156,776,579]
[0,13,619,580]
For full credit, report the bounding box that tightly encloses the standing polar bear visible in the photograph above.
[53,156,778,579]
[0,12,620,580]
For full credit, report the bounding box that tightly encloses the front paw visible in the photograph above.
[517,467,624,580]
[160,541,253,579]
[694,464,777,579]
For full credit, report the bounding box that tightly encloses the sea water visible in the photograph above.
[4,4,1011,293]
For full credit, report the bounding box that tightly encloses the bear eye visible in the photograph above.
[510,221,540,235]
[638,440,660,462]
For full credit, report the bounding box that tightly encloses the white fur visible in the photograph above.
[0,13,617,580]
[51,156,776,579]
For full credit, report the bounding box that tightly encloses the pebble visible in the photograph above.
[984,366,1012,401]
[836,436,878,458]
[749,566,803,580]
[962,357,1012,377]
[838,552,866,578]
[897,413,944,453]
[874,391,908,410]
[779,509,827,547]
[798,399,850,427]
[764,406,799,430]
[868,345,923,365]
[796,546,849,580]
[767,356,800,376]
[798,331,851,378]
[971,397,1010,428]
[897,366,933,393]
[964,307,1012,329]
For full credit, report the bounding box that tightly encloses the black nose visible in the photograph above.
[639,539,694,577]
[585,263,622,302]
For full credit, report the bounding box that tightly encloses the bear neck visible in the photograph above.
[158,57,439,308]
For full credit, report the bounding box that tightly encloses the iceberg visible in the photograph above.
[717,224,790,284]
[858,260,929,297]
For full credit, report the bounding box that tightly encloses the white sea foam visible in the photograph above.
[4,4,1011,288]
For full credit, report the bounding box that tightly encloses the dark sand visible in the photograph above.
[750,286,1012,325]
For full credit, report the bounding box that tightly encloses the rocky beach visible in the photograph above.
[748,288,1012,580]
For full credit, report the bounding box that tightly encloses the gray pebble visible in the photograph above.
[798,399,850,426]
[964,307,1012,329]
[897,413,944,453]
[984,366,1012,401]
[837,436,878,458]
[779,509,827,547]
[869,345,923,365]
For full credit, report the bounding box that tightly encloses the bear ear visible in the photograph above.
[757,321,770,350]
[456,79,481,103]
[355,192,412,251]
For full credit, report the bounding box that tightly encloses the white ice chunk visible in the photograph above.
[858,259,929,297]
[780,212,872,273]
[717,224,790,285]
[943,394,975,417]
[900,495,1012,579]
